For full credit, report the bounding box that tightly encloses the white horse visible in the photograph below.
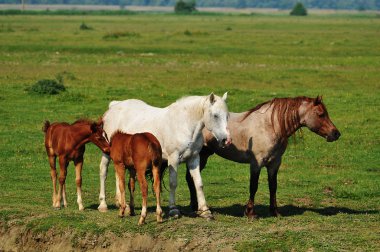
[98,93,231,219]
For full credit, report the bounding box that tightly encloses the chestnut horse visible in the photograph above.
[110,131,163,225]
[186,96,341,219]
[43,119,110,211]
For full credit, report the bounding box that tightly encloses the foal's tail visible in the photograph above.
[42,121,51,133]
[148,141,166,191]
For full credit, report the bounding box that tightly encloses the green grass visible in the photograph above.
[0,13,379,251]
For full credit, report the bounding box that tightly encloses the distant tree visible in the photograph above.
[236,0,246,8]
[290,2,308,16]
[175,0,196,13]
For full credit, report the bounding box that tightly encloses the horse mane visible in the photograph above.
[242,96,314,139]
[72,118,94,125]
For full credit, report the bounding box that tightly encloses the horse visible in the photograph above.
[186,96,341,219]
[110,131,163,225]
[98,93,231,219]
[43,119,110,211]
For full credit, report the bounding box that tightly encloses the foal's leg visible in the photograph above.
[98,153,110,212]
[186,147,212,211]
[136,165,148,225]
[152,165,163,223]
[114,163,126,217]
[57,156,68,209]
[245,162,261,219]
[74,156,84,211]
[48,155,59,208]
[128,169,136,216]
[267,159,281,217]
[187,155,213,219]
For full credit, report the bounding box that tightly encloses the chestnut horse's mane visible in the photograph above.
[242,96,316,139]
[72,118,94,125]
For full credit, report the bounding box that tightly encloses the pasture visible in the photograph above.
[0,12,379,251]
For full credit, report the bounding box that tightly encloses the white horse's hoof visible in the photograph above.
[197,209,214,220]
[98,204,108,212]
[169,208,181,219]
[78,205,84,211]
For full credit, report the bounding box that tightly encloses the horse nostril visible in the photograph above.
[222,138,227,144]
[334,130,341,139]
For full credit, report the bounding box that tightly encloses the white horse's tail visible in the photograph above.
[109,100,121,108]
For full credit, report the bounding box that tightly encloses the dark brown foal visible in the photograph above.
[43,119,110,210]
[110,131,163,225]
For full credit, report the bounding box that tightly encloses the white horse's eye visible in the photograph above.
[213,114,219,119]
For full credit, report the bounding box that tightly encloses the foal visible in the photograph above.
[43,119,110,210]
[110,131,163,225]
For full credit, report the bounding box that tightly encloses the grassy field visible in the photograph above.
[0,12,379,251]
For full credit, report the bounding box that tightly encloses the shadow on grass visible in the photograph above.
[211,204,380,218]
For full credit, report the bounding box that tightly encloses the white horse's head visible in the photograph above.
[203,92,232,147]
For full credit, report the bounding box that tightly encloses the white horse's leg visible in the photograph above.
[115,172,121,208]
[98,153,110,212]
[187,155,213,219]
[168,157,180,218]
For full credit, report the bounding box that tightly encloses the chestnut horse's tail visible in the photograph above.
[42,121,51,133]
[147,141,165,191]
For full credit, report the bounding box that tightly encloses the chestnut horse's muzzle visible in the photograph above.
[327,129,341,142]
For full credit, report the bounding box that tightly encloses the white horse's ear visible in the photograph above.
[209,93,215,104]
[222,92,228,101]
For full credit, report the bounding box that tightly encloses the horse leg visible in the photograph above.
[186,147,212,211]
[74,156,84,211]
[245,163,261,219]
[57,156,68,209]
[152,164,163,223]
[187,155,213,220]
[128,169,136,216]
[136,166,148,225]
[98,153,110,212]
[267,159,281,217]
[48,155,59,209]
[115,173,121,208]
[168,157,180,218]
[115,163,126,217]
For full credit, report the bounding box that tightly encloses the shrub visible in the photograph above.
[80,22,93,30]
[103,31,140,39]
[27,79,66,95]
[175,0,197,14]
[290,2,308,16]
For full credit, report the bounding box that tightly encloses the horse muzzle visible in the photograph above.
[326,129,341,142]
[220,137,232,147]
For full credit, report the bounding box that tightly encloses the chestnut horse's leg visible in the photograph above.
[128,169,136,216]
[245,162,261,219]
[57,156,68,209]
[152,164,163,223]
[74,156,84,211]
[115,163,126,217]
[48,155,59,208]
[186,147,213,212]
[136,165,148,225]
[267,158,281,217]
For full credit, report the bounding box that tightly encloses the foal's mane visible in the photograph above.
[242,96,314,139]
[72,118,94,125]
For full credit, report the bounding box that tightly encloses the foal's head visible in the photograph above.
[299,96,341,142]
[88,120,111,154]
[203,92,232,147]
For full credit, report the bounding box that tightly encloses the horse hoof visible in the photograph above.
[53,206,61,211]
[169,208,181,219]
[197,210,214,220]
[138,218,146,226]
[98,205,108,213]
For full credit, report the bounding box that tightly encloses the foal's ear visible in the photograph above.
[222,92,228,102]
[97,117,104,127]
[209,92,215,105]
[314,95,323,105]
[90,122,98,133]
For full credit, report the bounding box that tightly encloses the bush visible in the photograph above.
[80,22,93,30]
[175,0,197,14]
[27,79,66,95]
[290,2,308,16]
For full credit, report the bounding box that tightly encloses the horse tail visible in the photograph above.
[147,140,165,191]
[42,121,50,133]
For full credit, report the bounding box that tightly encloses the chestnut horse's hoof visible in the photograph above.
[98,204,108,213]
[169,208,181,219]
[197,209,214,220]
[245,205,258,220]
[138,217,146,226]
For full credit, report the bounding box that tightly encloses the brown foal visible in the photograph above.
[110,131,163,225]
[43,119,110,210]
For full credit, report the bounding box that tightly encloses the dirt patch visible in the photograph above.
[0,224,235,251]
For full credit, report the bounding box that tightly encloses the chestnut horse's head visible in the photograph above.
[300,96,341,142]
[89,120,111,154]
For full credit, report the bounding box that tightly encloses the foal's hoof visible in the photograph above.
[197,209,214,220]
[52,206,61,211]
[169,208,181,219]
[98,204,108,213]
[138,217,146,226]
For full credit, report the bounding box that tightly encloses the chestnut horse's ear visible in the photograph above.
[314,95,323,105]
[209,92,215,105]
[97,117,104,128]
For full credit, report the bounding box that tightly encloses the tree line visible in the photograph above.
[3,0,380,10]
